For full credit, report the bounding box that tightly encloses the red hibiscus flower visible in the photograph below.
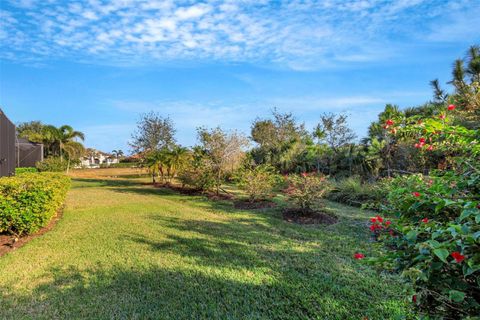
[385,220,391,226]
[412,192,421,197]
[369,225,376,232]
[414,143,421,148]
[375,215,383,223]
[451,252,465,263]
[447,104,456,111]
[439,114,446,119]
[419,138,426,143]
[354,253,365,260]
[386,119,394,126]
[421,218,429,223]
[370,217,377,223]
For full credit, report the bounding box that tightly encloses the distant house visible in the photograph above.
[80,149,119,168]
[0,108,15,177]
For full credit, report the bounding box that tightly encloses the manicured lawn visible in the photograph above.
[0,173,406,319]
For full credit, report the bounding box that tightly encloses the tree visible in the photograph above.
[111,149,124,159]
[130,112,176,154]
[314,113,356,175]
[197,127,249,194]
[250,109,309,172]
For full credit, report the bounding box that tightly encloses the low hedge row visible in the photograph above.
[15,167,38,175]
[0,172,71,235]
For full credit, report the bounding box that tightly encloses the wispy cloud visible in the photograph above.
[1,0,478,69]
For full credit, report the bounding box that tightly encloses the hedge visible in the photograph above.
[15,167,38,175]
[0,172,71,235]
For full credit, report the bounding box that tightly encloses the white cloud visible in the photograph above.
[0,0,478,69]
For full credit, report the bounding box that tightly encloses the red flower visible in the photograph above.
[421,218,429,223]
[412,295,417,303]
[451,252,465,263]
[447,104,456,111]
[385,220,391,226]
[369,225,376,232]
[439,114,446,119]
[414,143,421,148]
[354,253,365,260]
[386,119,394,126]
[412,192,421,197]
[301,172,307,178]
[375,215,383,223]
[419,138,426,143]
[427,145,434,151]
[370,217,377,223]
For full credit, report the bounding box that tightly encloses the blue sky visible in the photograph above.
[0,0,479,154]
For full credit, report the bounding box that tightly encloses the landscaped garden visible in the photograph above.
[0,46,479,319]
[0,170,406,319]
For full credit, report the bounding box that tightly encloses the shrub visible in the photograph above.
[364,105,480,318]
[15,167,38,175]
[284,173,331,213]
[99,162,140,168]
[0,172,71,235]
[36,157,68,172]
[236,164,279,202]
[327,176,389,209]
[177,168,215,191]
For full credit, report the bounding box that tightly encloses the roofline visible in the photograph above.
[0,107,16,129]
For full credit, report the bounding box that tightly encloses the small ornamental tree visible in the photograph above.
[284,173,331,213]
[236,164,279,202]
[363,104,480,318]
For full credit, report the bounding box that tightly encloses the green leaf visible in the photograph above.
[448,290,465,302]
[433,248,449,263]
[406,230,418,241]
[459,208,476,221]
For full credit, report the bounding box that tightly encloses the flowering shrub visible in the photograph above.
[284,173,331,213]
[364,105,480,318]
[236,164,279,202]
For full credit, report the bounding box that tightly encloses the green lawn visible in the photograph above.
[0,176,406,319]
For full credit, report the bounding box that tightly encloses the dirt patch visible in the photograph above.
[206,192,234,201]
[234,200,276,210]
[0,210,64,257]
[283,208,338,225]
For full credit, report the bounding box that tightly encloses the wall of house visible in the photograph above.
[0,109,16,177]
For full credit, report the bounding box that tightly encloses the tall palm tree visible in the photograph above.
[63,141,85,173]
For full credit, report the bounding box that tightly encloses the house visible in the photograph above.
[0,108,15,177]
[80,149,119,168]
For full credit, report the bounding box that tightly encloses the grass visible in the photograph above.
[0,169,406,319]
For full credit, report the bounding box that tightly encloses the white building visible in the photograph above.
[80,149,119,168]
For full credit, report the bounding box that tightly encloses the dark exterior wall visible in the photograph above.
[16,140,44,167]
[0,109,16,177]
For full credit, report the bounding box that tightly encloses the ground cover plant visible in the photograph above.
[0,171,406,319]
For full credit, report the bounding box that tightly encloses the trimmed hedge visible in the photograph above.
[15,167,38,175]
[0,172,71,235]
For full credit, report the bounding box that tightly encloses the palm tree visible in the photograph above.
[111,150,124,159]
[58,125,85,160]
[63,141,85,173]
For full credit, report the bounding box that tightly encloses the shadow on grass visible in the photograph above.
[0,263,406,319]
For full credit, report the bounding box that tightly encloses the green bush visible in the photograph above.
[0,172,71,235]
[235,164,279,202]
[327,176,389,210]
[177,168,215,191]
[284,173,331,213]
[15,167,38,175]
[364,106,480,318]
[36,157,68,172]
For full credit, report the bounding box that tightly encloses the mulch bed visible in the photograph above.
[0,210,64,257]
[234,199,277,210]
[283,208,338,225]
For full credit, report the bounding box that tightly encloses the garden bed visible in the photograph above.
[282,208,338,225]
[0,210,63,257]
